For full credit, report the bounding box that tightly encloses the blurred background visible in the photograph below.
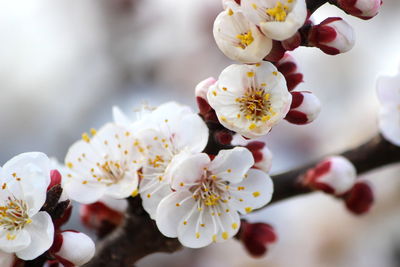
[0,0,399,266]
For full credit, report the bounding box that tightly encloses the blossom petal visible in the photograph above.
[169,153,210,190]
[0,230,30,254]
[63,178,107,204]
[213,207,240,243]
[156,191,196,238]
[177,206,215,248]
[209,147,254,183]
[141,183,172,219]
[112,106,132,127]
[2,152,50,216]
[230,169,274,214]
[16,212,54,260]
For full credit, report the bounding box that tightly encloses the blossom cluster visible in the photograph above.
[62,102,274,248]
[0,154,94,267]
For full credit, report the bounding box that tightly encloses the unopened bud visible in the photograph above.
[239,220,277,257]
[337,0,382,20]
[276,53,304,91]
[214,130,233,145]
[303,156,357,195]
[308,17,355,55]
[48,169,62,191]
[344,181,374,215]
[53,231,95,267]
[196,77,216,115]
[246,141,273,173]
[285,91,321,125]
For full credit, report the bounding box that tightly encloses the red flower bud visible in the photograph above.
[344,181,374,215]
[285,91,321,125]
[239,221,277,257]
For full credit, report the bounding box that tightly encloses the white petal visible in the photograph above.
[56,231,95,266]
[0,230,30,254]
[16,212,54,260]
[379,107,400,146]
[209,147,254,183]
[169,153,210,190]
[0,251,15,267]
[105,171,138,199]
[156,191,196,238]
[99,196,128,213]
[213,207,240,243]
[63,179,106,204]
[2,152,50,216]
[172,113,209,153]
[213,7,272,63]
[112,106,132,127]
[260,0,307,41]
[177,206,215,248]
[230,168,273,214]
[377,75,400,107]
[140,183,172,219]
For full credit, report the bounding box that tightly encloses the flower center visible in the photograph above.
[0,196,31,235]
[236,31,254,49]
[266,1,289,22]
[98,160,126,185]
[236,88,272,122]
[191,175,230,207]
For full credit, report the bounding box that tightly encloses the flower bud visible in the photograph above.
[245,141,273,173]
[344,181,374,215]
[308,17,355,55]
[285,91,321,125]
[80,197,127,237]
[336,0,382,20]
[303,156,357,195]
[281,32,301,51]
[48,169,62,191]
[195,77,216,115]
[239,220,277,257]
[263,40,286,62]
[276,53,303,91]
[52,231,95,267]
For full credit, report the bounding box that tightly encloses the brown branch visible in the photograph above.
[85,134,400,266]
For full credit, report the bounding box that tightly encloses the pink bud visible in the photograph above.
[282,32,302,51]
[337,0,382,20]
[48,169,62,191]
[308,17,355,55]
[52,231,95,267]
[285,91,321,125]
[245,141,273,173]
[276,53,303,91]
[303,156,357,195]
[195,77,216,115]
[80,202,124,237]
[344,181,374,215]
[263,41,286,63]
[239,221,277,257]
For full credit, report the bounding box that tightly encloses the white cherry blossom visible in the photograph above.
[156,147,273,248]
[207,62,292,139]
[242,0,307,41]
[53,231,95,266]
[377,66,400,146]
[113,102,209,219]
[63,123,142,204]
[213,4,273,63]
[0,152,54,260]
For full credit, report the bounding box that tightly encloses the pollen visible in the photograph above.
[266,1,289,22]
[247,71,255,77]
[251,3,257,9]
[228,8,234,16]
[175,203,180,207]
[245,207,253,213]
[180,182,185,187]
[212,234,217,242]
[131,189,139,197]
[147,194,151,198]
[67,162,74,169]
[253,191,260,197]
[227,169,232,173]
[222,87,227,91]
[272,71,278,76]
[1,183,6,190]
[237,31,254,49]
[82,180,88,184]
[249,123,257,130]
[82,133,90,143]
[196,232,201,239]
[90,128,97,136]
[183,220,187,225]
[232,223,238,230]
[222,232,229,240]
[212,90,217,96]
